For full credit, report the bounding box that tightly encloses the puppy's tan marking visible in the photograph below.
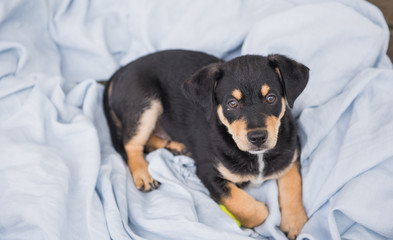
[232,89,242,100]
[125,99,163,191]
[265,98,286,149]
[145,135,186,154]
[145,135,166,152]
[166,141,186,153]
[278,160,307,240]
[217,105,230,127]
[217,162,257,183]
[265,115,279,149]
[220,182,269,228]
[261,84,270,97]
[217,105,251,152]
[230,118,248,142]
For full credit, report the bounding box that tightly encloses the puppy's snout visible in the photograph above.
[247,130,267,147]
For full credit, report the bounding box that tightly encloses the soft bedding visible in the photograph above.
[1,0,393,239]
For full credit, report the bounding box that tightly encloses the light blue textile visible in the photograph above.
[1,0,392,239]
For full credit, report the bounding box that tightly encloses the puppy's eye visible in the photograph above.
[266,94,277,104]
[227,99,239,109]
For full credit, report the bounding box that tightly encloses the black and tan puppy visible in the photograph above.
[103,50,309,239]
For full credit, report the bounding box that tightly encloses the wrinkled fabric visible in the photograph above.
[0,0,392,239]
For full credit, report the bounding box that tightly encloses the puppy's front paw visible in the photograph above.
[280,208,307,240]
[241,201,269,228]
[132,167,160,192]
[221,183,269,229]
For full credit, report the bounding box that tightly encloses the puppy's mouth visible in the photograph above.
[248,149,267,155]
[233,143,271,155]
[247,144,272,155]
[234,134,278,154]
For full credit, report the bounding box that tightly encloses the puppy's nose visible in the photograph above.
[247,130,267,147]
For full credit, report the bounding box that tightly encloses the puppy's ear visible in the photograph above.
[268,54,309,108]
[182,63,222,120]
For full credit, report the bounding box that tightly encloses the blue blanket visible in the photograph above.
[1,0,392,239]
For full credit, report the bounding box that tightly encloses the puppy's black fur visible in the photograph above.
[103,50,309,238]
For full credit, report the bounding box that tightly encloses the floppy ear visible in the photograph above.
[181,63,222,120]
[267,54,309,108]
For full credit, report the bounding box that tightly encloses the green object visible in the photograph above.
[219,204,242,227]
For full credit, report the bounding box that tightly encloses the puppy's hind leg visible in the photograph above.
[145,135,189,156]
[124,99,163,192]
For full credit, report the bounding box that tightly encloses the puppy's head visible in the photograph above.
[182,54,309,154]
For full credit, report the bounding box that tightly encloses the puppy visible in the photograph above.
[103,50,309,239]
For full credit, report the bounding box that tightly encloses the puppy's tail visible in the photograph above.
[103,80,128,161]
